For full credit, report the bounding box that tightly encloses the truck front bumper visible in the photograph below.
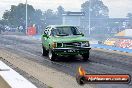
[53,47,91,56]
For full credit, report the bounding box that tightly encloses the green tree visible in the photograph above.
[81,0,109,18]
[56,6,65,24]
[42,7,65,26]
[81,0,109,37]
[43,9,57,25]
[2,3,42,28]
[57,6,65,17]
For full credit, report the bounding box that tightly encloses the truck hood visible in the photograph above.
[51,35,88,43]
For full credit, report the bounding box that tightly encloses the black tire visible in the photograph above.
[42,46,48,56]
[82,53,89,61]
[48,50,56,61]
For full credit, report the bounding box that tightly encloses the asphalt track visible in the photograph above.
[0,35,132,88]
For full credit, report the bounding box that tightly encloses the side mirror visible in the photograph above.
[43,34,49,38]
[81,33,84,36]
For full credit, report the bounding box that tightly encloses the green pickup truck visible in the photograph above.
[41,25,91,61]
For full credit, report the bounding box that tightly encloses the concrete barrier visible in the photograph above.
[0,75,11,88]
[0,61,37,88]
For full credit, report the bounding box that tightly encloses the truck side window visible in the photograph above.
[50,28,56,36]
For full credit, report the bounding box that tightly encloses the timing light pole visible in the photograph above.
[88,0,91,35]
[26,0,28,34]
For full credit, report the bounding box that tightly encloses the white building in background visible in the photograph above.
[62,12,85,26]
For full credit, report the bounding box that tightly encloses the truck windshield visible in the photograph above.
[51,26,81,36]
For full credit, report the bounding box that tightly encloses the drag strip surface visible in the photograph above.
[0,35,132,88]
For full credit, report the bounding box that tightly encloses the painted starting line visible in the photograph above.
[0,61,37,88]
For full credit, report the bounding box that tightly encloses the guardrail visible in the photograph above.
[0,61,37,88]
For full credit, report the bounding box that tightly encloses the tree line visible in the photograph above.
[1,0,132,37]
[2,3,65,28]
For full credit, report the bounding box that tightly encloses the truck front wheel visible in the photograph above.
[42,46,48,56]
[48,50,56,61]
[82,53,89,61]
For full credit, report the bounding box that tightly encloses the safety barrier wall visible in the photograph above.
[114,39,132,49]
[104,38,132,49]
[0,61,37,88]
